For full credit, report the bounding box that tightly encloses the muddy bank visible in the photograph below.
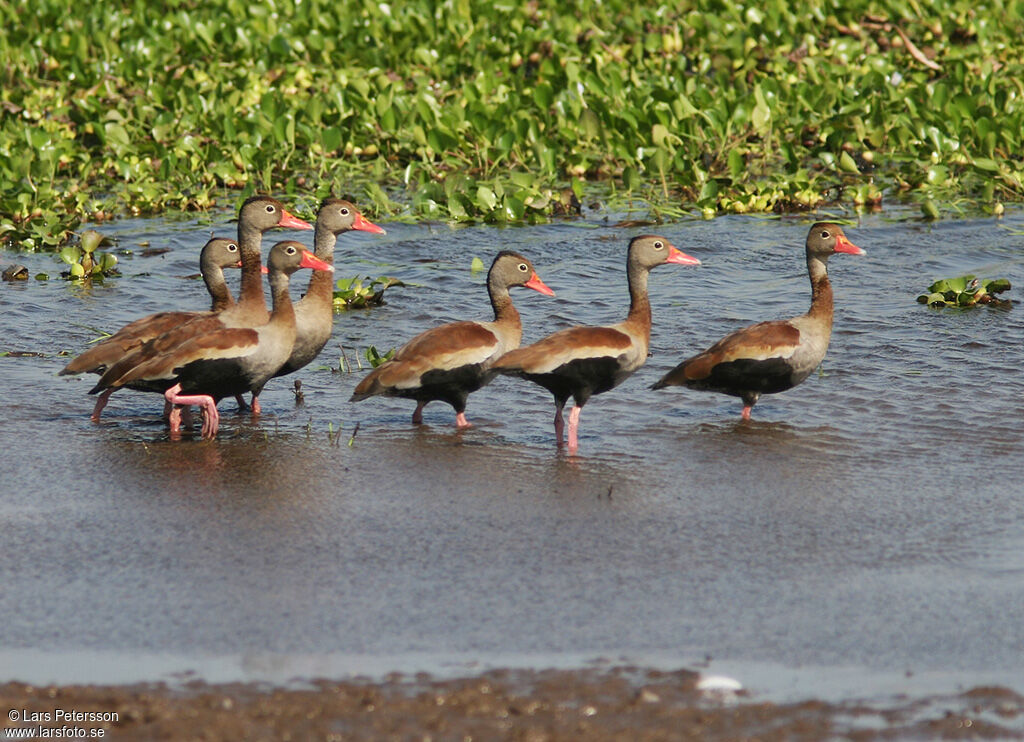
[3,669,1022,740]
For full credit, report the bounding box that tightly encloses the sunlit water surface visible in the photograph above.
[1,206,1022,707]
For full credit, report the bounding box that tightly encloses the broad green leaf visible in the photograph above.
[476,185,497,211]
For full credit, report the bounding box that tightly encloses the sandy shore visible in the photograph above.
[3,668,1022,740]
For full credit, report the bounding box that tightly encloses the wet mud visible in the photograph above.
[3,669,1023,740]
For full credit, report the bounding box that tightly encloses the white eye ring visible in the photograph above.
[518,263,528,272]
[653,241,664,249]
[341,208,350,216]
[285,246,297,255]
[265,204,276,213]
[227,243,238,252]
[821,230,830,238]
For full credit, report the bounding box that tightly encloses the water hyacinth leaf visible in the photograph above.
[580,109,601,140]
[80,230,103,254]
[98,253,118,272]
[751,85,771,133]
[973,157,1001,173]
[838,151,860,174]
[921,200,940,220]
[476,185,498,211]
[322,127,342,153]
[103,123,131,151]
[651,123,670,147]
[59,246,82,265]
[470,256,485,273]
[985,278,1011,293]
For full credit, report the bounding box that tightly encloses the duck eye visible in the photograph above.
[340,208,350,216]
[518,263,528,272]
[265,204,275,213]
[653,241,664,249]
[821,230,830,238]
[286,246,296,255]
[227,243,238,252]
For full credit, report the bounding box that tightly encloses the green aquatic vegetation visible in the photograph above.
[332,275,404,311]
[917,275,1013,308]
[334,344,395,374]
[58,230,119,281]
[3,0,1024,241]
[364,345,396,368]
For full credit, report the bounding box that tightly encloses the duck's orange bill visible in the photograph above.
[279,210,314,230]
[524,272,555,296]
[666,246,702,266]
[834,235,866,255]
[354,213,387,235]
[300,250,334,272]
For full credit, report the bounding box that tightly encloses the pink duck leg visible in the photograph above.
[741,405,752,421]
[412,401,426,425]
[168,406,182,433]
[90,389,113,422]
[165,383,220,439]
[566,406,582,452]
[455,412,471,429]
[250,395,261,416]
[553,402,566,444]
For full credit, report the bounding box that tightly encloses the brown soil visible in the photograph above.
[2,668,1021,741]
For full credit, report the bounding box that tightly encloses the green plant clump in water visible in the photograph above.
[58,230,119,281]
[4,0,1024,248]
[364,345,396,368]
[332,275,404,310]
[917,275,1012,308]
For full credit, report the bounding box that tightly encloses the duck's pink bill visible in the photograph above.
[835,235,866,255]
[667,246,701,265]
[279,210,314,230]
[300,250,334,272]
[524,272,555,296]
[354,213,387,235]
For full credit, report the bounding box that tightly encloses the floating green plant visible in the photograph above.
[333,344,396,373]
[58,230,119,281]
[332,275,404,311]
[4,1,1024,239]
[364,345,395,368]
[917,275,1012,308]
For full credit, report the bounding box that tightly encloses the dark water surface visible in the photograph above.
[1,206,1023,708]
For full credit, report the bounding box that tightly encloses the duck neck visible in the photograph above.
[624,259,652,342]
[302,225,339,307]
[204,266,234,312]
[237,218,268,313]
[488,278,522,344]
[806,254,834,324]
[266,270,296,327]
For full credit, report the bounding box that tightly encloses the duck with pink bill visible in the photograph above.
[492,235,701,451]
[89,241,334,439]
[651,222,865,420]
[61,195,313,422]
[351,251,554,428]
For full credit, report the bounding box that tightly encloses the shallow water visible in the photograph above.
[1,205,1023,707]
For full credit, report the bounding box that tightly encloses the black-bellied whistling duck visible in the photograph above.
[89,241,333,439]
[257,198,385,393]
[651,222,864,420]
[73,196,313,421]
[351,251,554,428]
[60,237,240,384]
[493,235,700,451]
